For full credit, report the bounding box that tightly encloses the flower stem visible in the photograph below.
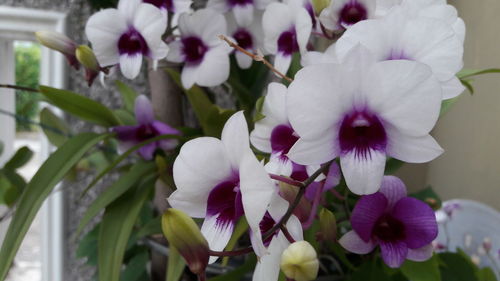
[280,225,296,244]
[218,35,294,82]
[209,246,254,257]
[269,174,302,187]
[0,84,39,93]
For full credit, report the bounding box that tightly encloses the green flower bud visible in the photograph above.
[35,31,79,69]
[312,0,331,15]
[161,208,209,276]
[76,45,101,86]
[280,241,319,281]
[318,208,337,242]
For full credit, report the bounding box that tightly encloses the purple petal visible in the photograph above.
[380,241,408,268]
[112,125,141,142]
[138,142,157,160]
[304,182,321,201]
[324,162,340,190]
[379,176,407,209]
[407,244,434,262]
[351,193,388,242]
[135,95,155,124]
[151,121,181,151]
[339,230,376,254]
[392,197,438,249]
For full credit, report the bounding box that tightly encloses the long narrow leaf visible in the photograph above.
[98,179,154,281]
[0,133,110,280]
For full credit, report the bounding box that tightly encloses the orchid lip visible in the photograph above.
[228,0,253,7]
[233,28,254,50]
[259,212,279,247]
[338,109,387,159]
[387,49,412,61]
[339,1,368,27]
[118,27,150,56]
[182,36,208,65]
[206,178,244,229]
[271,124,299,157]
[144,0,174,11]
[277,28,300,56]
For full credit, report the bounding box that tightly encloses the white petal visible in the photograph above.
[340,149,386,195]
[179,9,227,46]
[264,157,293,177]
[293,5,312,53]
[206,0,229,12]
[166,40,184,63]
[262,2,294,54]
[339,230,376,254]
[301,50,337,66]
[181,64,198,89]
[118,0,142,21]
[233,5,254,27]
[202,215,235,264]
[193,45,231,87]
[85,9,127,66]
[274,52,293,76]
[169,137,233,217]
[407,244,434,262]
[252,236,288,281]
[386,130,443,163]
[235,51,253,69]
[133,3,168,59]
[221,111,251,168]
[441,76,465,100]
[240,151,276,257]
[119,53,143,79]
[364,60,442,136]
[287,134,338,165]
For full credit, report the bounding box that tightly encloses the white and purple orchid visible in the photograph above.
[168,112,275,262]
[85,0,168,79]
[166,9,232,89]
[339,176,438,268]
[262,0,312,75]
[287,46,444,195]
[335,5,465,99]
[143,0,192,15]
[112,95,181,160]
[226,11,265,69]
[206,0,271,27]
[319,0,375,31]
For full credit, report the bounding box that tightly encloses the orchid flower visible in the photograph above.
[166,9,232,89]
[112,95,181,160]
[168,112,275,262]
[206,0,272,27]
[335,5,465,99]
[85,0,168,79]
[339,176,438,268]
[252,194,303,281]
[226,11,265,69]
[286,46,443,195]
[319,0,375,31]
[262,0,312,75]
[143,0,192,16]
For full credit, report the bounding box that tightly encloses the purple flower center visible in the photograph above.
[136,124,159,140]
[271,125,299,156]
[144,0,174,12]
[182,36,208,65]
[290,163,309,182]
[206,179,244,228]
[373,214,406,242]
[259,212,279,246]
[338,110,387,158]
[278,29,300,56]
[118,28,150,56]
[233,29,254,50]
[339,1,368,27]
[228,0,253,7]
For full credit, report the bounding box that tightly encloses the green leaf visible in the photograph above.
[77,224,100,266]
[114,109,136,126]
[40,107,71,146]
[253,96,266,123]
[385,158,405,175]
[0,133,110,281]
[438,252,479,281]
[477,267,497,281]
[4,146,33,170]
[204,106,236,138]
[136,216,162,238]
[120,251,149,281]
[115,81,138,112]
[39,86,121,127]
[98,180,154,281]
[461,79,475,95]
[166,247,186,281]
[76,162,156,237]
[457,69,500,79]
[401,255,441,281]
[0,141,4,156]
[208,255,257,281]
[410,186,442,210]
[349,259,390,281]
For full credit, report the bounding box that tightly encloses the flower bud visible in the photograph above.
[317,208,336,242]
[312,0,330,15]
[35,31,79,70]
[279,182,311,223]
[161,208,209,276]
[76,45,101,86]
[280,241,319,281]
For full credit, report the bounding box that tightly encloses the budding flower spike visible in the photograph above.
[111,95,181,160]
[35,31,79,70]
[161,208,210,278]
[75,45,106,87]
[287,45,443,195]
[339,176,438,268]
[85,0,168,79]
[280,241,319,281]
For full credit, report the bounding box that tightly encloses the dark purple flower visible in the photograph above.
[339,176,438,268]
[112,95,181,160]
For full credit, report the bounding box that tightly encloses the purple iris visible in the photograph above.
[277,29,300,56]
[206,177,244,229]
[118,28,150,56]
[343,176,438,268]
[182,36,208,65]
[339,0,368,27]
[112,95,181,160]
[338,110,387,159]
[144,0,174,12]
